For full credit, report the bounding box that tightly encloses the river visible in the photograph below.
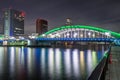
[0,45,108,80]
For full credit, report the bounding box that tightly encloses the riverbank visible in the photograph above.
[105,46,120,80]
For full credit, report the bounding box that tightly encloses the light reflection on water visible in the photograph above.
[87,50,93,76]
[0,45,107,80]
[55,48,62,78]
[64,49,72,78]
[48,48,54,79]
[0,47,4,74]
[73,49,80,79]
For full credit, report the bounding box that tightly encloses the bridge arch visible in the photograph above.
[39,25,120,38]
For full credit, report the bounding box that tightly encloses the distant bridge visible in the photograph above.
[36,25,120,46]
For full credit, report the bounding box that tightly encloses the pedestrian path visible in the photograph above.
[105,46,120,80]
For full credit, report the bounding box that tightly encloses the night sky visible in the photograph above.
[0,0,120,34]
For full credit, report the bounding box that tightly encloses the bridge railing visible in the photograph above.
[88,47,111,80]
[36,38,115,42]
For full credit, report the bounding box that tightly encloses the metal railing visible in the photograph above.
[88,47,111,80]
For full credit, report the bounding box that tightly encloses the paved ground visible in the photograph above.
[105,46,120,80]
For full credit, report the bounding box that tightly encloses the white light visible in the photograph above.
[31,36,36,39]
[55,33,60,37]
[105,32,110,36]
[28,35,36,39]
[74,33,77,37]
[28,36,32,39]
[19,36,24,39]
[51,35,55,38]
[67,33,70,36]
[27,40,31,45]
[80,34,83,37]
[49,34,55,38]
[92,34,95,37]
[10,36,15,39]
[42,34,45,37]
[88,32,91,36]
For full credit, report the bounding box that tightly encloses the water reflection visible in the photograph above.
[41,48,46,76]
[48,48,55,79]
[72,49,80,79]
[9,47,15,78]
[55,48,62,79]
[0,47,4,74]
[80,51,86,79]
[21,47,25,66]
[0,45,107,80]
[92,51,97,67]
[64,49,72,78]
[87,50,93,76]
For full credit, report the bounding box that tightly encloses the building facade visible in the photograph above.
[36,19,48,35]
[0,18,4,34]
[3,8,24,36]
[66,18,72,25]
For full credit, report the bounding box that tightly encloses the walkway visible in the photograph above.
[105,46,120,80]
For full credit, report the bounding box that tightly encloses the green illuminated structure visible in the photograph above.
[0,35,4,40]
[39,25,120,38]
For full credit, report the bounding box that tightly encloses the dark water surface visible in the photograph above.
[0,45,108,80]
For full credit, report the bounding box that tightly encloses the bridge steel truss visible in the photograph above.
[39,25,120,38]
[37,25,120,46]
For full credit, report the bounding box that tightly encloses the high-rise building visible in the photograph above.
[36,19,48,35]
[66,18,72,25]
[0,18,4,34]
[3,8,25,36]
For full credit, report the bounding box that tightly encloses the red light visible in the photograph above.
[21,11,25,17]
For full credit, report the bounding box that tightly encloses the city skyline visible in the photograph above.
[0,0,120,34]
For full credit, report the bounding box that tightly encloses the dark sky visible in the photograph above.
[0,0,120,34]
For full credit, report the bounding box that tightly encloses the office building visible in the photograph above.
[3,8,24,36]
[66,18,72,25]
[0,18,4,34]
[36,19,48,35]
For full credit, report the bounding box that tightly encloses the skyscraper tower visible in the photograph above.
[0,18,4,34]
[36,19,48,35]
[66,18,72,25]
[3,8,25,36]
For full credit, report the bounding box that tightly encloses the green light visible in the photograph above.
[39,25,120,38]
[92,51,97,66]
[104,51,109,58]
[0,35,4,40]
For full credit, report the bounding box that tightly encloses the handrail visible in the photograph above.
[88,46,111,80]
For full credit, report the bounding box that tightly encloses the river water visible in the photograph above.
[0,45,108,80]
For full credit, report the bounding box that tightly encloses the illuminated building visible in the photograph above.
[3,8,25,36]
[0,18,4,34]
[36,19,48,35]
[66,18,72,25]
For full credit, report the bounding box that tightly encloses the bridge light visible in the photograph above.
[19,36,24,40]
[92,34,95,38]
[67,33,70,36]
[49,34,55,38]
[105,32,111,38]
[74,33,77,38]
[42,34,46,37]
[9,36,16,40]
[80,34,83,37]
[88,32,91,36]
[55,33,60,38]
